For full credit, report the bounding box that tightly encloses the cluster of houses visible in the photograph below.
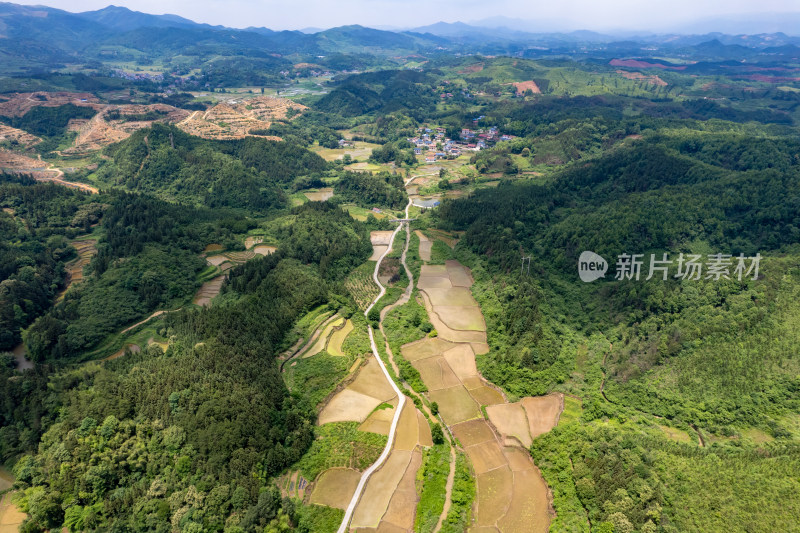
[408,124,514,163]
[111,69,164,82]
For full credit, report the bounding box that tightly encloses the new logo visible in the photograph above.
[578,251,608,282]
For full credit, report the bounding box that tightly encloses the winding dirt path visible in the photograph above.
[337,221,407,533]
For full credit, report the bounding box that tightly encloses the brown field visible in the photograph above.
[309,468,361,509]
[416,275,451,289]
[420,264,448,276]
[431,306,484,331]
[193,275,225,307]
[393,401,421,451]
[465,439,508,474]
[428,386,481,425]
[417,411,433,447]
[510,80,542,95]
[347,357,397,402]
[104,343,141,362]
[471,342,490,355]
[176,96,305,140]
[327,319,354,356]
[475,467,514,526]
[244,236,263,249]
[503,447,535,472]
[253,245,277,256]
[0,492,26,533]
[422,287,476,307]
[420,293,486,344]
[303,316,344,358]
[371,230,395,245]
[303,188,334,201]
[318,388,384,425]
[446,262,473,287]
[0,92,101,117]
[351,450,413,528]
[359,402,397,435]
[370,245,389,261]
[401,337,455,362]
[206,254,227,266]
[0,124,41,148]
[204,243,224,253]
[379,450,423,530]
[468,384,505,406]
[616,70,668,86]
[458,63,484,74]
[0,148,48,169]
[224,250,256,262]
[412,356,461,391]
[415,230,432,261]
[441,344,478,379]
[497,470,551,533]
[451,419,495,447]
[520,394,563,439]
[487,403,533,447]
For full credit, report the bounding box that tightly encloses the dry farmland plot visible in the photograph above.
[351,450,412,529]
[327,319,354,356]
[416,230,432,261]
[0,124,41,148]
[379,449,423,531]
[428,386,482,425]
[253,245,276,256]
[193,275,225,307]
[319,388,385,425]
[487,403,533,448]
[359,401,397,436]
[347,357,397,402]
[303,188,334,201]
[475,467,514,527]
[244,236,263,249]
[520,394,563,439]
[497,469,551,533]
[309,468,362,510]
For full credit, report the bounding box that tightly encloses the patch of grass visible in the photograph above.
[383,296,431,394]
[415,444,451,533]
[439,451,475,533]
[284,350,354,408]
[296,502,344,533]
[294,422,388,481]
[429,239,455,264]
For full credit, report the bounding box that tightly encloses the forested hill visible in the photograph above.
[96,124,328,213]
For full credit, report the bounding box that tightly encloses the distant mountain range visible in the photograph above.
[1,2,799,76]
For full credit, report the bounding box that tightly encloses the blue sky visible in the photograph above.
[16,0,800,32]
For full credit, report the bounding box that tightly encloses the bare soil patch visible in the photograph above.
[421,287,476,307]
[430,305,485,331]
[319,388,384,425]
[0,124,41,148]
[351,450,412,528]
[359,402,397,436]
[401,337,455,362]
[520,394,563,439]
[467,384,505,407]
[393,401,420,451]
[303,188,334,202]
[370,245,389,261]
[428,386,481,425]
[193,275,225,307]
[475,467,513,526]
[510,80,542,95]
[253,244,276,256]
[416,275,451,289]
[497,469,550,533]
[466,439,508,474]
[441,344,478,379]
[415,230,432,261]
[451,419,495,447]
[487,403,533,447]
[347,357,397,402]
[310,468,361,509]
[617,70,668,86]
[380,450,423,530]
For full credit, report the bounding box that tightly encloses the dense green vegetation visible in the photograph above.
[96,124,327,212]
[333,170,407,210]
